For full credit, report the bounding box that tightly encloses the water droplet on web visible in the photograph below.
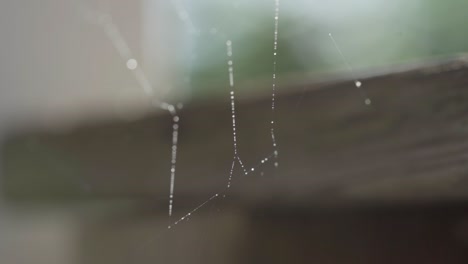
[167,105,175,113]
[126,58,138,70]
[329,33,372,105]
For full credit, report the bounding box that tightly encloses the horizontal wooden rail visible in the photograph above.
[3,57,468,207]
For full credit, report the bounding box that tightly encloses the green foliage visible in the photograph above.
[187,0,468,98]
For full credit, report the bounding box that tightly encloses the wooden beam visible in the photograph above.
[3,57,468,206]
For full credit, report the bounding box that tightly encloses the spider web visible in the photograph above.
[74,0,366,230]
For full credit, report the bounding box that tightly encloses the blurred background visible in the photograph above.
[1,0,467,124]
[2,0,468,263]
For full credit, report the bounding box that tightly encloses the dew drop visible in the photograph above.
[126,59,138,70]
[167,105,175,113]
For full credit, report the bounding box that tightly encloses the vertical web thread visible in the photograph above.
[80,6,182,219]
[271,0,280,167]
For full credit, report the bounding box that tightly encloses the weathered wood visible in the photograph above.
[3,57,468,207]
[242,205,468,264]
[73,203,468,264]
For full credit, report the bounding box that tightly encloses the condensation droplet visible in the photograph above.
[126,59,138,70]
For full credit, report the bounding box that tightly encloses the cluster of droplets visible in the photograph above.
[270,0,280,166]
[226,160,236,189]
[226,40,248,180]
[160,103,181,217]
[225,39,279,179]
